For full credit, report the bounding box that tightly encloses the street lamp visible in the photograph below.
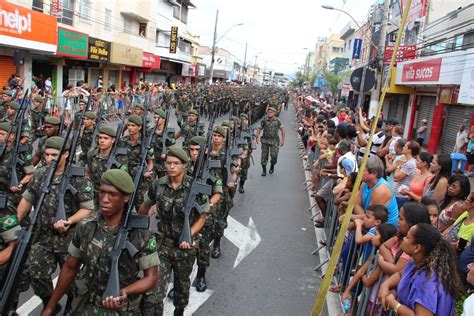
[208,9,244,84]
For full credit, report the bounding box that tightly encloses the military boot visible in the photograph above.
[167,288,175,300]
[238,179,245,193]
[269,163,275,174]
[174,307,184,316]
[195,267,207,292]
[211,238,221,258]
[261,164,267,176]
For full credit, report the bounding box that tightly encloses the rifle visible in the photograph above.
[141,94,150,157]
[105,122,127,169]
[88,105,104,153]
[0,121,73,313]
[0,89,29,159]
[58,114,65,136]
[200,115,221,185]
[161,110,175,157]
[101,121,154,300]
[54,96,90,223]
[179,118,213,245]
[224,128,243,186]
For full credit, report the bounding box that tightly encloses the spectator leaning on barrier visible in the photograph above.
[438,174,471,233]
[392,140,420,209]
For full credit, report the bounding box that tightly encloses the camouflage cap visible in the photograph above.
[33,95,44,103]
[0,122,11,132]
[78,100,86,105]
[267,107,277,113]
[7,102,19,110]
[99,125,116,138]
[101,169,135,194]
[44,116,61,125]
[45,136,69,151]
[136,104,145,110]
[221,120,230,128]
[240,113,248,120]
[167,145,189,163]
[154,109,166,118]
[2,90,12,96]
[85,111,96,120]
[190,135,206,146]
[188,109,199,116]
[128,114,143,126]
[213,126,226,138]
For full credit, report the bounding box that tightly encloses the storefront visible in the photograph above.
[0,2,57,89]
[142,52,164,83]
[395,50,474,153]
[87,37,111,88]
[181,63,194,83]
[109,42,143,88]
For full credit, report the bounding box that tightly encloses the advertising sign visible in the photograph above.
[170,26,178,54]
[384,45,417,65]
[88,37,110,62]
[352,39,362,59]
[458,53,474,105]
[142,52,161,69]
[110,42,143,67]
[401,58,442,82]
[57,27,88,58]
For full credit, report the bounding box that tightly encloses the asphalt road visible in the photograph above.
[14,105,325,315]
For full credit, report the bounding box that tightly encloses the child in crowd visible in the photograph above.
[421,196,440,226]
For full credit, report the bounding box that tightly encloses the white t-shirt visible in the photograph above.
[337,152,358,177]
[462,293,474,316]
[389,136,401,155]
[330,117,339,126]
[455,130,469,152]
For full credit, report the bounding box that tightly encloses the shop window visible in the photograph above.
[139,23,147,37]
[68,69,85,88]
[79,0,90,21]
[104,9,112,31]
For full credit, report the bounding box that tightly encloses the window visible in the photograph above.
[178,39,191,54]
[59,0,74,26]
[32,0,43,12]
[172,1,188,24]
[462,31,474,50]
[124,17,133,33]
[104,9,112,31]
[139,23,147,37]
[68,69,85,88]
[156,30,171,47]
[79,0,90,21]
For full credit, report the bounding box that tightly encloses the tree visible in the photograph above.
[290,70,318,89]
[321,70,349,104]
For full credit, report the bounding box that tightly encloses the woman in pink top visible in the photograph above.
[438,174,471,233]
[401,152,433,202]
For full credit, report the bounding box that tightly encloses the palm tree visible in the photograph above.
[321,70,349,104]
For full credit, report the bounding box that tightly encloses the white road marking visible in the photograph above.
[17,276,58,315]
[224,216,262,269]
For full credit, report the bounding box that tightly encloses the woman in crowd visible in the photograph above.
[420,197,440,227]
[379,223,463,315]
[444,192,474,252]
[437,174,471,233]
[392,141,420,208]
[425,153,452,204]
[400,152,433,202]
[385,138,406,189]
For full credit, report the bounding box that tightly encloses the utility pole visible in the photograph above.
[208,9,219,85]
[254,54,258,83]
[243,42,247,82]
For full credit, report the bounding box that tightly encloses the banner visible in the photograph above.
[170,26,178,54]
[57,27,88,58]
[352,39,362,59]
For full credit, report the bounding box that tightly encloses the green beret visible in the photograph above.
[78,100,86,105]
[240,113,248,120]
[128,114,142,126]
[267,107,277,113]
[99,125,116,137]
[0,122,11,132]
[213,126,226,138]
[188,109,199,116]
[44,116,61,125]
[2,90,12,96]
[167,145,189,163]
[101,169,135,194]
[85,111,96,120]
[45,136,69,151]
[190,135,206,146]
[154,109,166,118]
[7,102,19,110]
[136,104,145,110]
[221,120,230,128]
[33,95,44,103]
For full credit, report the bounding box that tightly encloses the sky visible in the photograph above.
[187,0,378,74]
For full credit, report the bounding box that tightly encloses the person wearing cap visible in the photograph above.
[175,109,205,148]
[139,145,210,315]
[238,113,254,193]
[42,169,159,315]
[86,125,128,202]
[133,103,145,117]
[416,119,429,147]
[2,101,31,145]
[0,90,13,120]
[176,91,192,127]
[256,106,285,176]
[0,122,35,208]
[30,94,49,142]
[150,109,176,179]
[17,136,95,313]
[78,111,97,165]
[32,116,61,167]
[73,100,87,131]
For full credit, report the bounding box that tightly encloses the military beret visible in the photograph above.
[240,113,248,120]
[128,114,143,126]
[213,126,226,138]
[33,95,44,103]
[45,136,69,151]
[0,122,11,132]
[136,104,145,110]
[188,109,199,116]
[221,121,230,128]
[190,135,206,146]
[101,169,135,194]
[44,116,61,125]
[85,111,96,120]
[2,90,12,96]
[154,109,166,118]
[99,125,116,137]
[167,145,189,163]
[7,102,19,110]
[267,107,277,113]
[78,100,86,105]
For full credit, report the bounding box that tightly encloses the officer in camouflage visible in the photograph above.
[256,107,285,176]
[78,111,96,166]
[150,109,175,179]
[41,169,159,315]
[139,146,210,316]
[16,136,95,313]
[32,116,61,167]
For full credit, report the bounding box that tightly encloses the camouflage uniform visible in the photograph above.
[30,108,48,142]
[79,126,95,166]
[259,117,283,166]
[23,166,95,303]
[144,175,210,312]
[68,215,159,315]
[34,135,49,167]
[179,121,205,148]
[177,98,192,126]
[149,128,176,179]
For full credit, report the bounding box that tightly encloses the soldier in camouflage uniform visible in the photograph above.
[32,116,61,167]
[139,146,210,316]
[73,100,86,131]
[176,91,192,127]
[2,101,31,145]
[30,95,49,143]
[256,107,285,176]
[150,109,176,179]
[78,111,96,166]
[175,109,205,148]
[86,126,128,207]
[237,113,253,194]
[16,136,95,312]
[0,122,35,209]
[0,90,13,120]
[42,169,159,315]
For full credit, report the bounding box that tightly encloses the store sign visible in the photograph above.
[51,0,62,17]
[458,53,474,105]
[57,27,88,58]
[384,45,417,65]
[400,0,427,22]
[110,42,143,67]
[401,58,442,82]
[0,1,57,52]
[142,52,161,69]
[352,39,362,59]
[88,37,110,62]
[170,26,178,54]
[196,64,206,77]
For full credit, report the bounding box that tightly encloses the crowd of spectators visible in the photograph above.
[294,94,474,315]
